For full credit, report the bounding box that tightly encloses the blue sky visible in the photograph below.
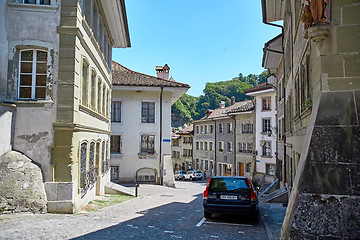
[112,0,282,97]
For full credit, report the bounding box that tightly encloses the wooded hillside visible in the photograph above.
[171,70,269,127]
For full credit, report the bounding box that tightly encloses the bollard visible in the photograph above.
[135,183,139,197]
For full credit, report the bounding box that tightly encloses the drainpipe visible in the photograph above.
[228,114,237,176]
[159,85,164,185]
[211,119,217,176]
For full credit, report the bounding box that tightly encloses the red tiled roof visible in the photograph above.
[199,100,254,120]
[245,82,273,94]
[112,61,190,88]
[245,82,272,93]
[178,124,193,134]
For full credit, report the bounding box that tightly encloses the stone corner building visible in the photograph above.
[0,0,130,213]
[261,0,360,239]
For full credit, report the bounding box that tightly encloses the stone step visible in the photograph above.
[260,187,288,203]
[105,182,135,197]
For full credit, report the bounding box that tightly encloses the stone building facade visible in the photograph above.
[171,124,193,171]
[0,0,130,213]
[227,101,256,179]
[193,100,256,178]
[261,0,360,238]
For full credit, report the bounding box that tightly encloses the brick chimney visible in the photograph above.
[231,96,236,105]
[220,101,225,109]
[156,64,170,80]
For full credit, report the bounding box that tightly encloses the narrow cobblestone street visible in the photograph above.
[0,181,286,240]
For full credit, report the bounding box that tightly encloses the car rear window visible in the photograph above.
[209,178,249,193]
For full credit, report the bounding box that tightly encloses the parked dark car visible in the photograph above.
[203,176,258,220]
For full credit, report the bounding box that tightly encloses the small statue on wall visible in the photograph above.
[301,0,330,29]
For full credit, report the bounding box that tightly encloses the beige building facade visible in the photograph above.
[0,0,130,213]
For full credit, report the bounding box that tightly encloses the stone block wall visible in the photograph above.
[281,91,360,239]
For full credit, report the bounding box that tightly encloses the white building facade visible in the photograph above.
[246,83,277,183]
[110,62,189,185]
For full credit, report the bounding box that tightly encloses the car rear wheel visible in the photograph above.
[204,210,212,219]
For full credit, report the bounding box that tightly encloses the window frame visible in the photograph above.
[262,97,271,111]
[141,101,155,123]
[110,135,122,154]
[140,134,155,154]
[18,49,48,100]
[111,101,121,123]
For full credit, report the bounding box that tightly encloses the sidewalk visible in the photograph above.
[258,202,287,240]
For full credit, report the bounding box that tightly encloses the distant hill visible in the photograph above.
[171,70,269,127]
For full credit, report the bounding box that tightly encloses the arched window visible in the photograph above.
[80,142,89,196]
[18,49,47,99]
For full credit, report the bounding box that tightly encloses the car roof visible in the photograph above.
[210,176,247,180]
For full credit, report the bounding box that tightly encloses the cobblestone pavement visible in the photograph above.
[0,181,286,240]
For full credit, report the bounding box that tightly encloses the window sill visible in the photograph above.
[138,153,158,159]
[8,3,58,13]
[79,105,109,123]
[5,99,54,107]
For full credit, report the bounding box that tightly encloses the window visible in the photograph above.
[262,118,271,132]
[91,71,96,110]
[262,141,271,156]
[219,123,223,134]
[246,163,251,173]
[111,101,121,122]
[18,49,47,99]
[141,135,155,154]
[22,0,50,5]
[248,143,253,153]
[142,102,155,123]
[110,135,121,154]
[242,123,254,134]
[210,125,213,134]
[200,142,204,150]
[266,164,276,176]
[200,126,203,134]
[196,141,199,150]
[110,166,119,181]
[196,126,199,134]
[238,143,244,152]
[227,142,232,153]
[219,141,224,152]
[227,123,232,133]
[262,97,271,110]
[82,61,89,105]
[205,142,208,151]
[205,125,208,134]
[209,142,213,151]
[97,80,102,112]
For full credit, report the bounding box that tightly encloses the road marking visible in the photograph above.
[196,218,206,227]
[210,235,219,238]
[148,225,155,228]
[204,221,253,227]
[171,235,182,239]
[238,231,245,234]
[164,230,174,233]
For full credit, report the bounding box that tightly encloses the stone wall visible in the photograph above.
[0,151,47,213]
[280,91,360,239]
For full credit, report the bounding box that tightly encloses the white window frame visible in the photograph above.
[18,49,48,100]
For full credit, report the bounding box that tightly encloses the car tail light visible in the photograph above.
[246,178,257,201]
[203,178,212,200]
